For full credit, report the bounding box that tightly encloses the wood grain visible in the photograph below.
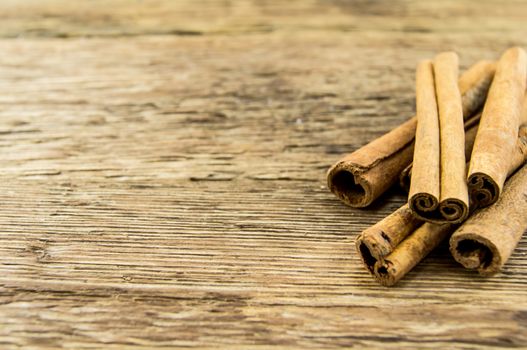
[0,1,526,349]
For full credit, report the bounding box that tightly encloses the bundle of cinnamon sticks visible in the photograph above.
[328,47,527,286]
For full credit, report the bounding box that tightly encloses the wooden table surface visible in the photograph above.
[0,1,526,349]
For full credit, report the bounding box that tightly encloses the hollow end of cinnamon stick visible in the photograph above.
[355,235,378,273]
[327,148,410,208]
[327,165,370,207]
[359,228,392,261]
[450,233,500,276]
[468,172,500,208]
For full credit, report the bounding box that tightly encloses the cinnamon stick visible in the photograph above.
[470,95,527,208]
[437,52,469,223]
[408,59,441,219]
[467,47,527,209]
[327,60,495,207]
[409,52,469,223]
[450,163,527,276]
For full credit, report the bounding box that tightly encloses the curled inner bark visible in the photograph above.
[468,173,499,208]
[411,193,438,213]
[439,198,468,222]
[454,238,493,269]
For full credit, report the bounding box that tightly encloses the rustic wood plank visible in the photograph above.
[1,0,527,38]
[0,1,526,349]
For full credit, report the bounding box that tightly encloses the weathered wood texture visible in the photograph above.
[0,1,526,349]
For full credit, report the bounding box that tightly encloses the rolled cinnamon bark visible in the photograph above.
[373,222,454,286]
[399,114,480,192]
[355,204,422,272]
[408,59,441,219]
[409,52,469,224]
[327,60,495,207]
[467,47,527,209]
[470,95,527,208]
[436,52,469,223]
[450,163,527,276]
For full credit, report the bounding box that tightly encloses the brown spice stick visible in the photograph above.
[355,204,422,272]
[467,47,527,209]
[399,114,480,192]
[373,222,454,286]
[450,163,527,275]
[436,52,469,223]
[470,95,527,207]
[408,60,441,218]
[327,60,495,208]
